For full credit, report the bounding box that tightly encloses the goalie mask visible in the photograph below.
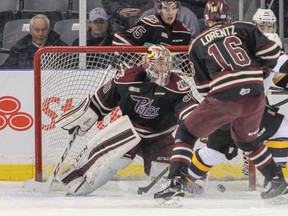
[204,0,231,26]
[143,45,172,87]
[253,9,277,33]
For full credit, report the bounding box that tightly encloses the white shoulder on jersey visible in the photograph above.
[264,33,283,49]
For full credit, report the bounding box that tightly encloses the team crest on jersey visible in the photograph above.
[177,79,190,90]
[189,62,196,76]
[131,95,159,119]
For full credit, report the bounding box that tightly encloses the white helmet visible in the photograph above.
[143,45,173,87]
[252,9,277,33]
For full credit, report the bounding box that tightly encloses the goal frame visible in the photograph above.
[33,46,189,181]
[33,45,257,191]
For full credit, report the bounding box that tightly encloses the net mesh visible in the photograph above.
[34,46,255,188]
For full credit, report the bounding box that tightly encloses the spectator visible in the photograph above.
[1,14,67,69]
[179,0,207,31]
[141,0,200,37]
[113,0,191,46]
[267,0,288,38]
[72,8,113,46]
[102,0,154,32]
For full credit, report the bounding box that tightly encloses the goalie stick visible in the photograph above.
[137,165,170,195]
[24,127,79,192]
[97,52,120,90]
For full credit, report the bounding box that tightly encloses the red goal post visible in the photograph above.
[33,46,257,190]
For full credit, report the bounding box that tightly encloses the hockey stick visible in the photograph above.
[268,0,275,9]
[271,97,288,108]
[137,165,170,195]
[269,86,288,95]
[23,127,79,193]
[97,52,120,91]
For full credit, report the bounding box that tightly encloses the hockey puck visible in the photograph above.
[217,184,226,192]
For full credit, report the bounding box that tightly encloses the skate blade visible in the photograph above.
[155,196,183,208]
[185,183,204,198]
[265,194,288,205]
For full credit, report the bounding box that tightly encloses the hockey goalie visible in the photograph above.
[55,45,198,196]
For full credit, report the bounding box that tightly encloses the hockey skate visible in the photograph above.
[154,176,185,208]
[261,175,288,205]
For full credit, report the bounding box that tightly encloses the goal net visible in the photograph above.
[33,46,257,190]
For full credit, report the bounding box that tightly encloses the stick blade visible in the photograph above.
[23,179,51,193]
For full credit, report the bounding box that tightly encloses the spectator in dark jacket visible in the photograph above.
[102,0,154,32]
[71,8,113,69]
[72,7,113,46]
[1,14,67,69]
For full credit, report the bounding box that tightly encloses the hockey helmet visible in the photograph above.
[143,45,173,87]
[204,0,231,26]
[252,9,277,33]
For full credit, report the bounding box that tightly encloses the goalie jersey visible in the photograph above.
[93,66,198,138]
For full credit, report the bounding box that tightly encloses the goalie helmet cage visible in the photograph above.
[34,46,257,190]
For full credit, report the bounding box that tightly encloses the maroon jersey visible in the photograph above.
[93,65,198,138]
[188,21,281,100]
[113,14,191,46]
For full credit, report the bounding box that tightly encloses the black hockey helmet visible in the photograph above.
[154,0,181,13]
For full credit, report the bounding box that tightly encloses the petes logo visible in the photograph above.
[131,95,159,119]
[240,88,251,95]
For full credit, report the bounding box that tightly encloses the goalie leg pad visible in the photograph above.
[58,157,133,196]
[58,115,140,195]
[55,95,99,136]
[57,164,93,196]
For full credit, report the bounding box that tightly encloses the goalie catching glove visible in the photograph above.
[55,95,99,136]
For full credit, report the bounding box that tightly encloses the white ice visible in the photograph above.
[0,180,287,216]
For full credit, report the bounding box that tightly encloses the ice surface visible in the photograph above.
[0,180,287,216]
